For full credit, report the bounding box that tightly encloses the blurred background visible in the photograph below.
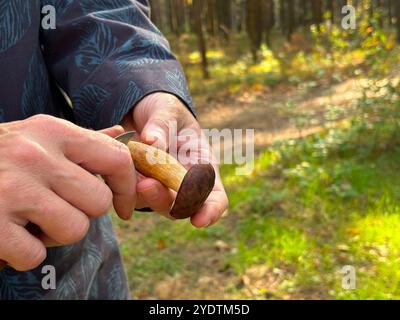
[113,0,400,299]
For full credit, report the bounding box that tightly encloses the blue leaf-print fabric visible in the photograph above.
[0,0,32,53]
[0,0,195,300]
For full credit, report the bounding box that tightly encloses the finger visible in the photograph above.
[64,130,136,220]
[0,223,46,271]
[99,125,125,138]
[50,161,114,218]
[190,171,228,228]
[24,189,90,245]
[26,224,61,248]
[136,178,176,218]
[104,167,137,220]
[140,117,170,151]
[190,189,228,228]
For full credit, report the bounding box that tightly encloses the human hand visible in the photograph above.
[121,92,228,228]
[0,115,136,270]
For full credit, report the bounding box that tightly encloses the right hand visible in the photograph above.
[0,115,136,271]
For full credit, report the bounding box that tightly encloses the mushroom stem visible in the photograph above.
[126,141,215,219]
[127,141,187,192]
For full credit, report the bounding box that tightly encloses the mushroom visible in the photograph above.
[117,131,215,219]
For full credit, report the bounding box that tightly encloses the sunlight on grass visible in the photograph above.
[188,49,225,64]
[113,29,400,298]
[230,216,312,273]
[335,197,400,299]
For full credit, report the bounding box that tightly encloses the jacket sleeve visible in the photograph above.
[40,0,195,130]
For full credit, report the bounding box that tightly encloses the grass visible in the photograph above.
[113,118,400,299]
[112,24,400,299]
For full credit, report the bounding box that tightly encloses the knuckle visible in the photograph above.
[10,140,47,164]
[29,114,58,128]
[92,184,113,216]
[0,174,23,196]
[28,114,71,135]
[115,143,133,168]
[18,245,46,271]
[10,238,46,271]
[36,198,90,244]
[61,216,90,244]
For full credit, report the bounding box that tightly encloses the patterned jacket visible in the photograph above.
[0,0,194,299]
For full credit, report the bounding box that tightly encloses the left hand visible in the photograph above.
[121,92,228,228]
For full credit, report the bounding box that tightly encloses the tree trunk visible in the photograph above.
[298,0,310,28]
[216,0,232,40]
[280,0,287,35]
[206,0,217,37]
[264,0,275,47]
[388,0,393,25]
[327,0,335,24]
[175,0,186,35]
[166,0,175,34]
[193,0,209,79]
[287,0,295,40]
[149,0,163,28]
[246,0,264,62]
[395,0,400,42]
[311,0,323,31]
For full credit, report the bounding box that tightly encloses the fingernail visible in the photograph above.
[204,218,213,228]
[112,125,124,131]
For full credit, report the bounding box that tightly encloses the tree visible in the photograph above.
[206,0,217,37]
[395,0,400,42]
[193,0,209,79]
[246,0,264,62]
[327,0,335,24]
[311,0,323,31]
[287,0,295,40]
[216,0,232,40]
[149,0,163,29]
[263,0,275,46]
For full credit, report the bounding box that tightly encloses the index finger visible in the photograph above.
[63,129,136,220]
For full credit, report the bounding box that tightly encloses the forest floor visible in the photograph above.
[196,76,363,151]
[113,65,400,299]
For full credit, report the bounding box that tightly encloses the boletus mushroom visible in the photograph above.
[116,131,215,219]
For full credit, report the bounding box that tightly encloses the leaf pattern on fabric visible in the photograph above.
[75,23,119,74]
[106,264,125,300]
[112,81,142,124]
[0,0,31,53]
[115,33,172,76]
[80,0,132,13]
[0,269,43,300]
[98,215,119,247]
[0,0,194,300]
[21,51,52,118]
[43,0,74,16]
[56,275,78,300]
[79,239,103,290]
[165,69,194,107]
[72,84,110,128]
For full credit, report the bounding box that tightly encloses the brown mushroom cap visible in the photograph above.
[170,164,215,219]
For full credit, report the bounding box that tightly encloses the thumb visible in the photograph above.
[140,118,170,151]
[99,125,125,138]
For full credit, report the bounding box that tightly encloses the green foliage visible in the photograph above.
[116,90,400,298]
[114,7,400,299]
